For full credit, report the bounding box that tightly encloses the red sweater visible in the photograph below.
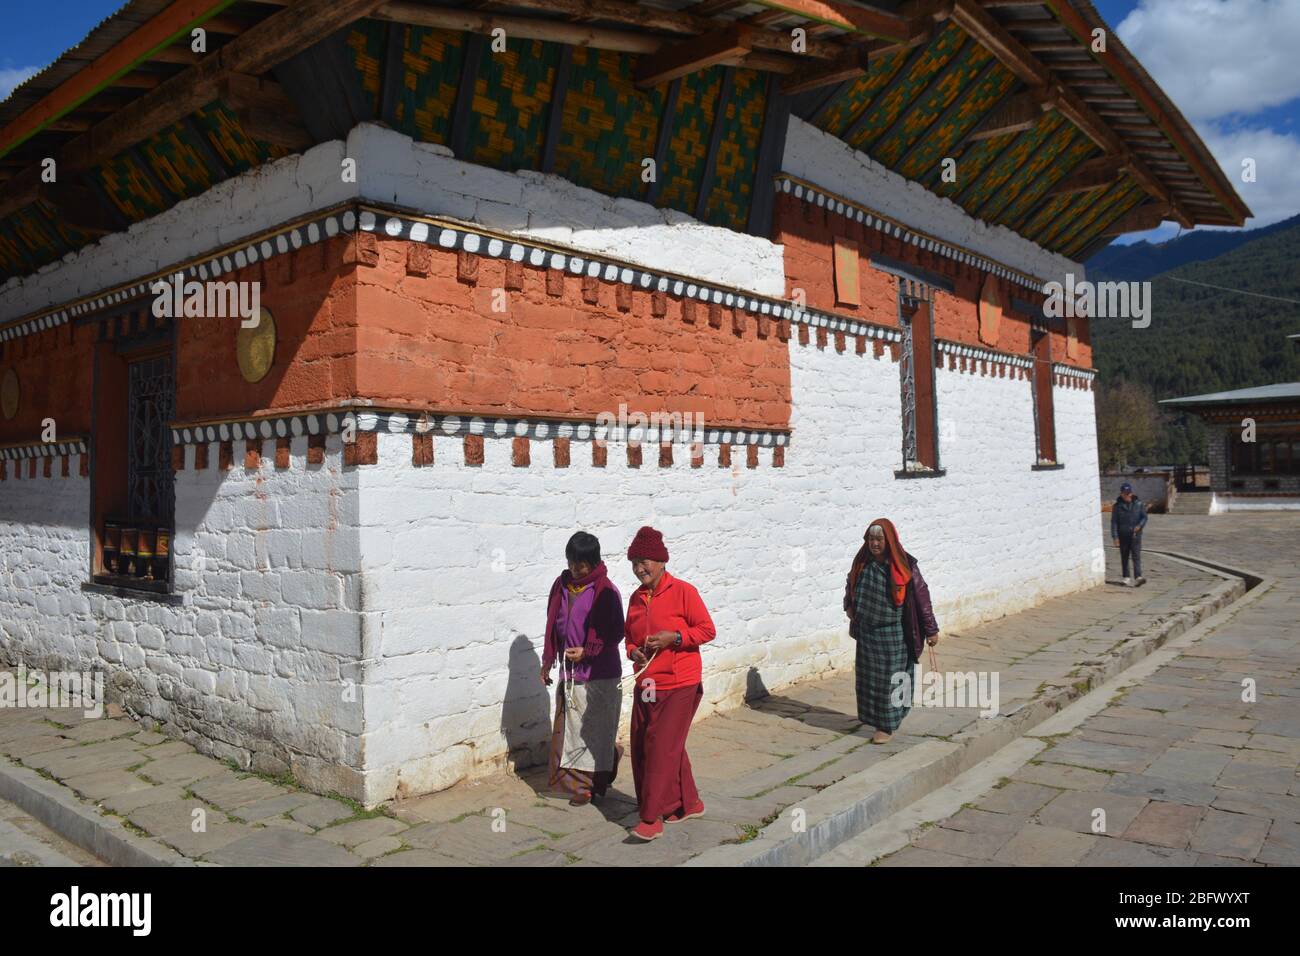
[624,571,716,692]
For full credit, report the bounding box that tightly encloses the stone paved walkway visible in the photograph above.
[0,795,104,867]
[0,540,1224,866]
[841,513,1299,868]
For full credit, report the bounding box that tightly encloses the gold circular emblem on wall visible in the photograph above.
[0,368,18,420]
[236,308,276,384]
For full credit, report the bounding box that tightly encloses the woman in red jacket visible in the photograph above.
[623,526,716,842]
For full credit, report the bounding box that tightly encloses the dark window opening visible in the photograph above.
[92,308,176,594]
[897,281,940,474]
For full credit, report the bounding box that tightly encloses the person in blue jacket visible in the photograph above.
[1110,482,1148,587]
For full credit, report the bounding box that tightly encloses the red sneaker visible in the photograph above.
[629,819,664,842]
[666,801,705,823]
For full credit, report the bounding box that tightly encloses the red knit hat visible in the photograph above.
[627,526,669,562]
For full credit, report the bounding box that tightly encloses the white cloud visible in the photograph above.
[1115,0,1300,122]
[0,66,38,102]
[1197,122,1300,227]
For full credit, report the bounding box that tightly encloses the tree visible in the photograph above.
[1096,377,1161,470]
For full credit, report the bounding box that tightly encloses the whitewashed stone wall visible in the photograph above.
[0,124,784,323]
[782,117,1082,286]
[357,341,1104,802]
[0,437,365,796]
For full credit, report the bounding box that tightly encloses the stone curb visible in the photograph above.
[0,758,189,867]
[685,557,1249,867]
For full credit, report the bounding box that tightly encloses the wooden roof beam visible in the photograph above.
[747,1,915,40]
[1046,154,1127,197]
[780,31,927,94]
[963,86,1057,143]
[948,0,1188,225]
[1100,201,1171,236]
[1042,0,1249,224]
[0,0,392,221]
[494,0,847,59]
[38,181,118,236]
[635,23,753,87]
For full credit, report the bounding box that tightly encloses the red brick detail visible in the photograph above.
[777,319,791,342]
[732,308,745,336]
[816,327,828,350]
[345,431,378,466]
[616,283,633,313]
[0,461,6,481]
[195,442,209,471]
[554,437,571,468]
[276,437,291,470]
[307,434,325,465]
[889,342,900,362]
[855,334,866,355]
[690,442,704,468]
[457,249,479,284]
[412,432,434,466]
[44,456,53,478]
[27,459,35,479]
[349,231,379,267]
[546,269,565,297]
[835,331,846,353]
[682,300,697,325]
[79,454,90,477]
[406,243,432,277]
[582,275,600,305]
[275,250,294,286]
[506,260,525,291]
[948,354,957,371]
[659,443,673,468]
[798,324,809,346]
[773,446,785,468]
[464,434,484,467]
[757,314,770,339]
[171,445,185,472]
[935,350,944,368]
[61,454,69,477]
[592,442,607,468]
[873,339,885,359]
[719,444,731,467]
[747,444,758,469]
[244,441,261,470]
[708,303,723,329]
[652,292,668,317]
[512,436,531,467]
[627,442,642,468]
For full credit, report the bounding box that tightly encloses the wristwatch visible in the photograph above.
[673,631,683,648]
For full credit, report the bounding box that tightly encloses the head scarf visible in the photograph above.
[844,518,913,611]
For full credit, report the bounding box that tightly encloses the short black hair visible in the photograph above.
[565,531,601,566]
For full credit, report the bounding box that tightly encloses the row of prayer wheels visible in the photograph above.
[101,522,171,582]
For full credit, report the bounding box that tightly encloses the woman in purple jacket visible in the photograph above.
[541,532,625,805]
[844,518,941,743]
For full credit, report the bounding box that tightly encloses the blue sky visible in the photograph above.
[2,0,1298,247]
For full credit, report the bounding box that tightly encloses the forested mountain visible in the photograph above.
[1088,217,1300,465]
[1086,213,1300,283]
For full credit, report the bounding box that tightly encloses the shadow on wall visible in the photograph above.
[501,633,551,772]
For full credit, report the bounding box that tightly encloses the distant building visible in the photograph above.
[1162,384,1300,510]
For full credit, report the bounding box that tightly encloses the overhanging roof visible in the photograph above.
[0,0,1250,286]
[1162,383,1300,407]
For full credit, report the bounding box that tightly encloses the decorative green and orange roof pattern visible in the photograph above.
[0,3,1250,284]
